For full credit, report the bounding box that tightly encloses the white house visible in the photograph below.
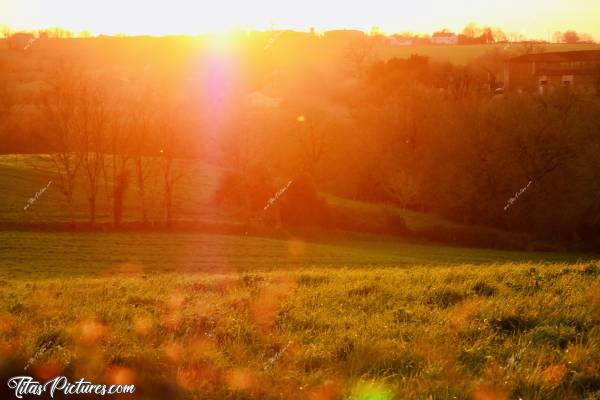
[432,32,458,45]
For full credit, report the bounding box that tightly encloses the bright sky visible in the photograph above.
[1,0,599,39]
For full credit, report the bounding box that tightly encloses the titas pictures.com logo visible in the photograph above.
[7,376,135,398]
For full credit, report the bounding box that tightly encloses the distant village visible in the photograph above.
[2,26,599,96]
[1,24,596,52]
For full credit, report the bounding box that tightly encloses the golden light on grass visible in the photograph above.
[226,368,259,392]
[448,298,485,330]
[307,381,342,400]
[250,276,297,333]
[188,337,217,361]
[106,366,137,386]
[471,386,509,400]
[287,238,307,257]
[167,293,186,309]
[0,313,15,334]
[31,360,63,381]
[133,314,153,336]
[110,261,145,276]
[162,341,184,363]
[542,364,568,388]
[76,318,106,345]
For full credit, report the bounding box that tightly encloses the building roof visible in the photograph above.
[509,50,600,63]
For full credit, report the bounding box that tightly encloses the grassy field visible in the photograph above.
[0,154,538,253]
[0,230,594,280]
[2,153,600,399]
[0,154,236,225]
[1,252,600,399]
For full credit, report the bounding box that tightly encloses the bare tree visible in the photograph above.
[104,109,131,228]
[294,114,330,181]
[78,79,109,226]
[0,73,16,153]
[462,23,482,38]
[156,102,187,227]
[127,87,160,224]
[39,64,84,224]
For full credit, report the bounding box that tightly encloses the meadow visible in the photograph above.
[2,152,600,399]
[1,248,600,399]
[2,153,598,399]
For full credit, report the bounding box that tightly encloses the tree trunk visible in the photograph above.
[66,192,75,227]
[164,183,172,228]
[88,195,96,226]
[136,158,147,223]
[164,160,173,228]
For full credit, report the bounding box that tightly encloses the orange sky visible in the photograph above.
[1,0,599,39]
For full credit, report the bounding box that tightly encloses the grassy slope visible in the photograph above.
[2,160,599,399]
[1,263,600,399]
[0,154,231,225]
[0,154,521,237]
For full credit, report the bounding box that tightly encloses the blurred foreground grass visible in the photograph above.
[2,261,600,399]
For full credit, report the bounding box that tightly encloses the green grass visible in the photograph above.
[2,260,600,399]
[0,154,526,245]
[2,155,600,398]
[0,154,232,225]
[0,231,594,280]
[325,194,471,231]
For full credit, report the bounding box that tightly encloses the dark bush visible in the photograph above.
[280,174,330,227]
[211,167,276,215]
[211,170,245,208]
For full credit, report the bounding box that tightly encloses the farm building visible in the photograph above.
[431,32,458,45]
[504,50,600,94]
